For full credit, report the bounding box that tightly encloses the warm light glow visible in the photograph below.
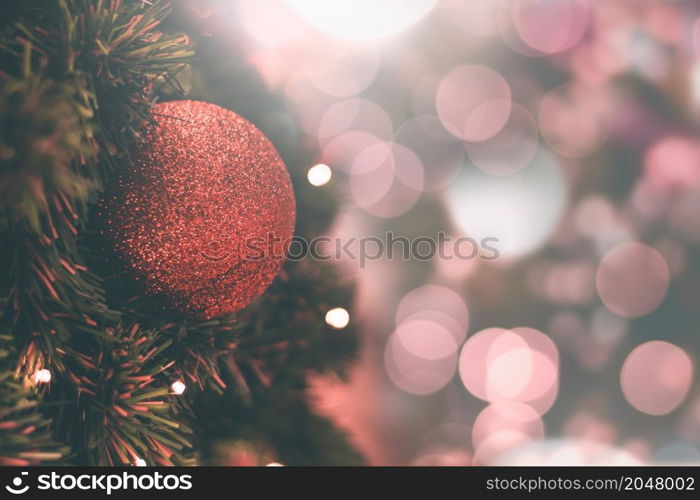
[266,462,284,466]
[135,458,147,467]
[307,163,332,186]
[33,368,51,384]
[286,0,438,41]
[325,307,350,329]
[171,380,187,395]
[447,149,567,259]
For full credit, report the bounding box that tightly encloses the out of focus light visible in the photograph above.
[621,341,693,416]
[237,0,307,48]
[644,136,700,190]
[395,319,458,360]
[266,462,284,466]
[591,308,628,345]
[412,449,471,466]
[33,368,52,384]
[573,195,618,240]
[436,65,512,142]
[384,321,458,395]
[596,242,670,318]
[445,0,506,38]
[170,380,187,395]
[317,98,393,142]
[539,82,611,157]
[321,131,382,172]
[473,430,534,465]
[495,439,644,466]
[135,458,147,467]
[304,47,379,98]
[307,163,332,186]
[395,284,469,345]
[511,0,590,55]
[472,401,544,451]
[325,307,350,329]
[434,236,479,281]
[458,327,559,413]
[446,149,567,259]
[465,103,539,175]
[473,403,577,465]
[350,141,424,218]
[285,0,438,41]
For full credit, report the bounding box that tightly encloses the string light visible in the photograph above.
[33,368,51,384]
[325,307,350,329]
[307,163,332,186]
[170,380,187,395]
[134,458,147,467]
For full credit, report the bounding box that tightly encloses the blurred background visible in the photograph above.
[173,0,700,465]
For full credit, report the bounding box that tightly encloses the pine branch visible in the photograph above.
[46,324,194,466]
[0,0,192,376]
[1,0,194,465]
[0,334,69,465]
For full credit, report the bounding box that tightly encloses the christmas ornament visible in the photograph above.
[101,100,295,319]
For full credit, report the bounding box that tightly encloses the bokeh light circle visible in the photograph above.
[596,242,670,318]
[472,401,544,450]
[512,0,590,55]
[465,103,539,175]
[436,65,512,142]
[350,141,424,218]
[621,341,693,416]
[446,148,567,259]
[321,131,382,173]
[317,98,393,143]
[395,284,469,345]
[458,327,559,413]
[286,0,438,41]
[385,324,458,396]
[643,135,700,191]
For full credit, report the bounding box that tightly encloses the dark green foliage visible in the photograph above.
[0,334,68,465]
[0,0,360,466]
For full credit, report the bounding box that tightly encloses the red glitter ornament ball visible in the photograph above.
[101,100,296,319]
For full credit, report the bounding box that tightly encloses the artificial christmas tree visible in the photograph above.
[0,0,360,466]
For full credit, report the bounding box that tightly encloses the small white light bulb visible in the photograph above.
[170,380,187,395]
[325,307,350,329]
[33,368,52,384]
[307,163,332,186]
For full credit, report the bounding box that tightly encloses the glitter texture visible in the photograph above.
[100,100,296,319]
